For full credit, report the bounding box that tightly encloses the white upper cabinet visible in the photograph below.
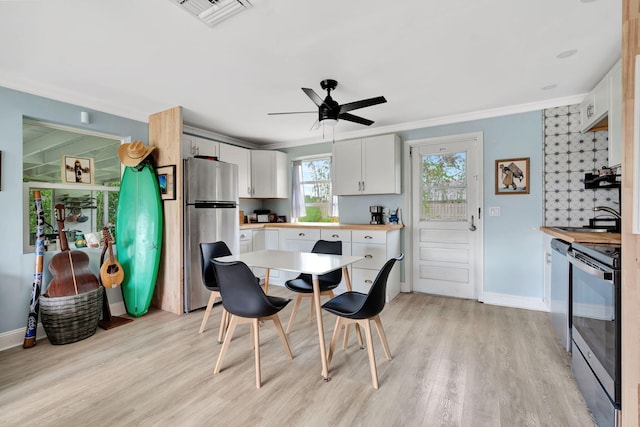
[333,134,401,195]
[219,143,251,198]
[579,77,609,133]
[579,59,622,167]
[608,60,622,167]
[250,150,288,198]
[181,134,219,159]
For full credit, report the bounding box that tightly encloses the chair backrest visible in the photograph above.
[298,239,342,284]
[355,254,404,318]
[200,241,232,290]
[212,260,278,318]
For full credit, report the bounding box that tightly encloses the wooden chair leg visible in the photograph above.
[362,319,379,389]
[373,315,392,361]
[328,316,343,366]
[271,314,293,359]
[252,318,261,388]
[214,314,239,374]
[217,307,228,344]
[286,295,303,334]
[199,291,218,334]
[342,322,349,350]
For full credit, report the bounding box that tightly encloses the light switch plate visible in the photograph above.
[489,207,501,217]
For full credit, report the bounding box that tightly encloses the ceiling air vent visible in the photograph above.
[174,0,253,27]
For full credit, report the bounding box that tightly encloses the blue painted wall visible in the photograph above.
[0,86,148,335]
[399,111,544,298]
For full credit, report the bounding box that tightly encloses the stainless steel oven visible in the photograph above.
[569,242,621,427]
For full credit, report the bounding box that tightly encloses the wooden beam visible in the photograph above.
[148,106,183,315]
[622,1,640,425]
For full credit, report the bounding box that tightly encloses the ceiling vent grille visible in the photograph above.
[174,0,253,27]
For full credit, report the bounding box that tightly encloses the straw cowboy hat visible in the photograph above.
[118,141,156,167]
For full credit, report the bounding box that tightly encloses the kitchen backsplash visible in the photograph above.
[543,105,620,227]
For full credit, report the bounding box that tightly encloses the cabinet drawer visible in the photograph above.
[320,229,351,243]
[352,230,386,244]
[351,268,378,294]
[352,243,386,270]
[279,228,321,241]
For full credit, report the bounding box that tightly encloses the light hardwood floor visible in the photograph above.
[0,289,595,427]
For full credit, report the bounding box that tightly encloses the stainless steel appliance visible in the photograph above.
[183,157,239,313]
[370,205,384,224]
[569,242,621,427]
[550,238,571,352]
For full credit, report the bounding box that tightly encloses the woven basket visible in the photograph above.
[40,287,103,345]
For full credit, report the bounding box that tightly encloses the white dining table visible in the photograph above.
[215,249,364,380]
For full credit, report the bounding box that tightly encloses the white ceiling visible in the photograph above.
[0,0,622,148]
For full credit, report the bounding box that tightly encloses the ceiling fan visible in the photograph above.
[268,79,387,130]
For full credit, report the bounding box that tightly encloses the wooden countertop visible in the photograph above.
[539,226,621,245]
[240,222,404,231]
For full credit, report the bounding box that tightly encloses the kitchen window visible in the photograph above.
[291,156,338,222]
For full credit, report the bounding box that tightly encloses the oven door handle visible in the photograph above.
[567,251,612,281]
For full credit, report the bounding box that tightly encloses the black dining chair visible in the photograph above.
[284,239,342,334]
[198,241,232,342]
[321,254,404,389]
[212,259,293,389]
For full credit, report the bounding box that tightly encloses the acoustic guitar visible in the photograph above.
[46,204,100,297]
[99,227,124,288]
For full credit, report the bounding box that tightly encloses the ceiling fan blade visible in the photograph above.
[310,119,320,131]
[302,88,327,108]
[339,96,387,114]
[338,112,374,126]
[268,111,316,115]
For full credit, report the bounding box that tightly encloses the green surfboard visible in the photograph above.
[115,162,163,317]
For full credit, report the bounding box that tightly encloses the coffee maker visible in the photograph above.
[370,206,384,224]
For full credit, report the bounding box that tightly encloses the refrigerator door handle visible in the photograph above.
[193,202,237,209]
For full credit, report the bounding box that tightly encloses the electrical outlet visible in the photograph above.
[489,207,501,217]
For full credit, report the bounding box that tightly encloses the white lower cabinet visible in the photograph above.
[256,226,401,300]
[320,229,352,293]
[278,228,321,282]
[351,229,401,301]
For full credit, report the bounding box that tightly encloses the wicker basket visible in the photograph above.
[40,287,103,345]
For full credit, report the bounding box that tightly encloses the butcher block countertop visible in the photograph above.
[540,226,621,245]
[240,222,404,231]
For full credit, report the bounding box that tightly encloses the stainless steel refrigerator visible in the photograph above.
[183,157,239,313]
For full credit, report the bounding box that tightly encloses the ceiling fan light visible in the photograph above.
[321,118,338,127]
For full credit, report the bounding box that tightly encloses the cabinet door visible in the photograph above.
[181,135,219,158]
[219,143,251,198]
[608,60,622,167]
[332,139,363,195]
[362,134,400,195]
[239,230,253,253]
[279,228,320,281]
[250,150,288,198]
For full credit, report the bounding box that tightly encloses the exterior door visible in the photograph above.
[411,133,483,299]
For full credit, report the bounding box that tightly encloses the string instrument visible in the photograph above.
[46,204,100,297]
[99,227,124,288]
[23,190,45,348]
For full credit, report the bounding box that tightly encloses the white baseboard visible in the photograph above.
[0,301,127,352]
[480,292,550,312]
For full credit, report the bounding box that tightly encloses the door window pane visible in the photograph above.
[421,152,467,221]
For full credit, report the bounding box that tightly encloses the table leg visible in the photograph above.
[264,268,270,294]
[313,274,330,380]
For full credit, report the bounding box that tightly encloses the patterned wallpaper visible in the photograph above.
[543,105,620,227]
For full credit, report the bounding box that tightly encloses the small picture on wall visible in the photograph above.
[495,157,530,195]
[62,156,94,184]
[156,165,176,201]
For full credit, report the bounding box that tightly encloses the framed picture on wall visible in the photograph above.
[61,155,94,184]
[495,157,530,195]
[157,165,176,201]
